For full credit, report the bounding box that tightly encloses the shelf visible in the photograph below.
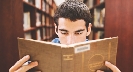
[24,27,36,32]
[36,7,44,13]
[24,25,54,32]
[92,27,104,31]
[23,1,36,10]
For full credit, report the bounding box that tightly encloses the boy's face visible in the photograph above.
[55,18,91,45]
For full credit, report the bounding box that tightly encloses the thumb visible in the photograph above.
[105,61,121,72]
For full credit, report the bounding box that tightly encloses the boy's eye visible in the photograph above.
[75,32,83,35]
[61,32,68,35]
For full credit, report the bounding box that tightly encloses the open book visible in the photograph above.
[18,37,118,72]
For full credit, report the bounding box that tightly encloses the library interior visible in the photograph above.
[0,0,133,72]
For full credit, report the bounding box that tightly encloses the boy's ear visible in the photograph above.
[86,23,92,36]
[54,23,58,35]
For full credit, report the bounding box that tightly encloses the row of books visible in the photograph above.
[23,0,53,13]
[24,29,42,40]
[23,12,53,30]
[24,28,54,41]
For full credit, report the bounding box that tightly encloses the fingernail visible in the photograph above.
[105,61,110,65]
[33,61,38,66]
[25,55,29,58]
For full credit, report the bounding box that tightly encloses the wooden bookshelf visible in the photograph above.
[105,0,133,72]
[84,0,105,40]
[23,0,56,41]
[0,0,24,72]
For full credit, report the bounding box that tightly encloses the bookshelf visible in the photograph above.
[23,0,57,41]
[84,0,105,40]
[0,0,57,71]
[105,0,133,72]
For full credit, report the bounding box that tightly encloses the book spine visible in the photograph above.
[61,47,74,72]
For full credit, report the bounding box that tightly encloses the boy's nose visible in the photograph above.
[66,34,75,45]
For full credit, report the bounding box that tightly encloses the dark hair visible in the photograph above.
[53,0,92,31]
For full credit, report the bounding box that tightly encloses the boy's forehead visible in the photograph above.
[58,18,85,25]
[58,18,86,31]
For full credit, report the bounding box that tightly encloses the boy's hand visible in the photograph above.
[97,61,121,72]
[9,55,38,72]
[105,61,121,72]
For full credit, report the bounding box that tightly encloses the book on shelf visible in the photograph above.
[51,9,54,17]
[86,0,93,9]
[36,29,41,40]
[48,0,52,5]
[94,8,105,28]
[24,32,32,39]
[94,8,100,27]
[46,28,50,39]
[35,0,41,9]
[46,4,49,13]
[42,0,46,11]
[23,0,34,4]
[49,18,52,25]
[50,28,53,38]
[18,37,118,72]
[23,12,31,30]
[36,12,41,26]
[46,16,49,26]
[42,14,45,25]
[99,8,105,27]
[42,28,46,39]
[23,0,28,2]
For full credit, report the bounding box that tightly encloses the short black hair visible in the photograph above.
[53,0,92,31]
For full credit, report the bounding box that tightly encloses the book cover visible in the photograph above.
[18,37,118,72]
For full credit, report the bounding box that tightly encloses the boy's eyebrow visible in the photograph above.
[75,29,85,32]
[59,29,85,32]
[59,29,68,32]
